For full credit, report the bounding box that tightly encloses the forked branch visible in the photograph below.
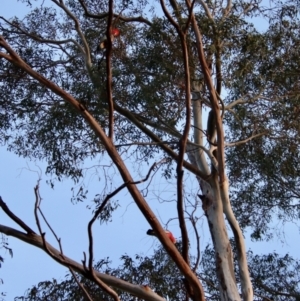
[0,223,165,301]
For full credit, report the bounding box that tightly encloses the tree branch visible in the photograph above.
[160,0,191,266]
[115,103,210,180]
[0,196,36,234]
[195,0,214,20]
[219,179,253,301]
[187,2,226,183]
[0,224,166,301]
[77,0,152,26]
[33,184,95,301]
[225,132,268,147]
[51,0,92,65]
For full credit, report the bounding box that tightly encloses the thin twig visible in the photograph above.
[51,0,92,65]
[69,268,94,301]
[86,160,163,300]
[34,184,95,300]
[114,103,209,179]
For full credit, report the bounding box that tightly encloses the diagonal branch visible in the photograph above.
[0,223,165,301]
[0,196,36,234]
[195,0,214,20]
[225,132,268,147]
[77,0,152,26]
[115,103,209,179]
[256,280,300,299]
[51,0,92,65]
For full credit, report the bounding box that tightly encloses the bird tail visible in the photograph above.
[146,229,156,236]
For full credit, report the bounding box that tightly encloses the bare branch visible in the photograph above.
[160,0,181,32]
[195,0,214,20]
[34,184,94,301]
[77,0,152,26]
[187,200,202,272]
[256,280,300,299]
[225,132,268,147]
[157,0,192,266]
[69,268,94,301]
[51,0,91,65]
[0,224,166,301]
[0,196,36,234]
[82,151,165,300]
[184,0,196,33]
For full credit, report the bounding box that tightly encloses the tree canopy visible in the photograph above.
[0,0,300,300]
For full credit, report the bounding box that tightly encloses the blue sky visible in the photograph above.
[1,0,299,299]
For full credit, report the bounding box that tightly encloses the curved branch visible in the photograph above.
[87,160,164,298]
[0,224,165,301]
[160,0,181,32]
[160,0,191,265]
[195,0,214,21]
[256,280,300,299]
[225,132,268,147]
[78,0,152,26]
[220,179,253,301]
[0,197,36,234]
[51,0,92,65]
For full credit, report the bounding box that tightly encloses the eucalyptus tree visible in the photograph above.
[0,0,299,300]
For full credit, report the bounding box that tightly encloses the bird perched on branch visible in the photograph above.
[97,28,120,50]
[146,229,176,244]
